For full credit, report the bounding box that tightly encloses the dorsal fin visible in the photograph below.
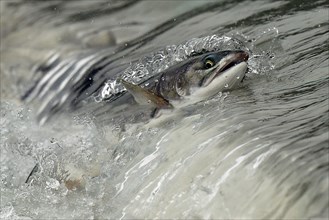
[121,79,173,109]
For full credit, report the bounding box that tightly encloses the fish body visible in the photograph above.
[91,50,249,125]
[122,50,249,112]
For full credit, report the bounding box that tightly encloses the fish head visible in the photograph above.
[180,50,249,99]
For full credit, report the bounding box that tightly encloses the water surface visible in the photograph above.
[1,0,328,219]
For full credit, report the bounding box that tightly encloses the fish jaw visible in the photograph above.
[202,51,249,87]
[189,62,248,101]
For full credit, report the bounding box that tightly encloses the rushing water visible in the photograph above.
[1,0,328,219]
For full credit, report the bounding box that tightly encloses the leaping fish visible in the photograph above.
[120,50,249,117]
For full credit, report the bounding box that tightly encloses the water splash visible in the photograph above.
[236,27,280,75]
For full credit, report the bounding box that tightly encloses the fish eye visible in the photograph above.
[204,57,216,69]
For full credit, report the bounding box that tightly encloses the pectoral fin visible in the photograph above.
[121,79,173,109]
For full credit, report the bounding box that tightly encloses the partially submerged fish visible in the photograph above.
[120,50,249,117]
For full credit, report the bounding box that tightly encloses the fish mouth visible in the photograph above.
[202,51,249,86]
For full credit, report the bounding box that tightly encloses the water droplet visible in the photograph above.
[236,76,240,80]
[224,84,229,88]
